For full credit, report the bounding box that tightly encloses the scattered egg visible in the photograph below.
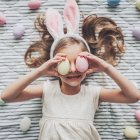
[124,126,138,139]
[0,12,6,25]
[20,117,31,132]
[132,27,140,39]
[57,58,70,75]
[76,56,89,73]
[135,110,140,122]
[107,0,120,7]
[136,0,140,10]
[13,24,25,39]
[28,0,41,10]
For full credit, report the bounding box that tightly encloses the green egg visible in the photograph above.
[124,126,138,139]
[57,58,70,75]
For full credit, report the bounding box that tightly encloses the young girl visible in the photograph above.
[0,0,140,139]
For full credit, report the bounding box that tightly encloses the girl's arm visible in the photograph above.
[1,69,42,103]
[1,53,66,103]
[79,52,140,103]
[100,65,139,103]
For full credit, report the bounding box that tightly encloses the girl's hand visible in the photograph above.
[37,53,67,76]
[78,52,110,75]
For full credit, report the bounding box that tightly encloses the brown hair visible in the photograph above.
[24,13,125,68]
[82,14,125,66]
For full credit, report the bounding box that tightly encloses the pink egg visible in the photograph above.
[28,0,41,10]
[0,13,6,25]
[135,110,140,122]
[76,56,89,73]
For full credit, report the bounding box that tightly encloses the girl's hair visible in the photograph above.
[82,14,125,65]
[24,13,125,68]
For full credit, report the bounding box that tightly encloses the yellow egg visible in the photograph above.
[57,58,70,75]
[136,0,140,10]
[124,126,138,139]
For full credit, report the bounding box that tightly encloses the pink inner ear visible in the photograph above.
[48,14,59,36]
[46,9,63,38]
[64,0,78,31]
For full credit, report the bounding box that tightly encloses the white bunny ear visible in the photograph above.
[63,0,80,33]
[46,8,64,39]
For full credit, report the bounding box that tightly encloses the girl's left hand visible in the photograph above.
[78,52,110,75]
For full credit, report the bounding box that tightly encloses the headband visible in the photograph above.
[45,0,91,58]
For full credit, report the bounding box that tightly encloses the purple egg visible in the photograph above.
[13,24,25,39]
[76,56,89,73]
[0,12,6,25]
[132,27,140,39]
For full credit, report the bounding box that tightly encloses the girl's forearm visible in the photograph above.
[1,68,41,102]
[105,64,140,100]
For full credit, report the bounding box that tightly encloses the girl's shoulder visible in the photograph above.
[43,79,60,94]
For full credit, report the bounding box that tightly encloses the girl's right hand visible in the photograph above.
[37,53,67,76]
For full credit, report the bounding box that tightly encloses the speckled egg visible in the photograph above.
[124,126,138,139]
[132,27,140,39]
[107,0,120,7]
[28,0,41,10]
[57,58,70,75]
[13,24,25,39]
[76,56,89,73]
[20,117,31,132]
[135,110,140,122]
[0,12,6,25]
[136,0,140,10]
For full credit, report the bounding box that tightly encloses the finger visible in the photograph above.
[55,53,67,57]
[78,51,90,57]
[86,69,93,75]
[48,59,63,67]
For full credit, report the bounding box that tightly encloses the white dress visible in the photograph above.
[38,80,101,140]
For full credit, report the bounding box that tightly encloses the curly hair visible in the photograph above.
[82,14,125,66]
[24,13,125,68]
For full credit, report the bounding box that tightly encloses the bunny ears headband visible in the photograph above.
[45,0,90,58]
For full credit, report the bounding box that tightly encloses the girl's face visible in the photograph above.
[57,44,87,87]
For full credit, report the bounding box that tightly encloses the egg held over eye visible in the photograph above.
[57,58,70,75]
[76,56,89,73]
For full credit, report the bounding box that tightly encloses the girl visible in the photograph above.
[0,0,140,139]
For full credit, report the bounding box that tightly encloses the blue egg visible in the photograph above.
[107,0,121,7]
[13,24,25,39]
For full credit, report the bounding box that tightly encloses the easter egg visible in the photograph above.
[136,0,140,10]
[135,110,140,122]
[57,58,70,75]
[28,0,41,10]
[76,56,88,73]
[0,12,6,25]
[132,27,140,39]
[13,24,25,39]
[124,126,138,139]
[20,117,31,132]
[107,0,120,7]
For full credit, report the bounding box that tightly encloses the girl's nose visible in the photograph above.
[70,63,77,73]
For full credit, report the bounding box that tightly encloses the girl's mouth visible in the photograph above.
[66,75,82,80]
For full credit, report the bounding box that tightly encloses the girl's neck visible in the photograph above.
[60,82,81,95]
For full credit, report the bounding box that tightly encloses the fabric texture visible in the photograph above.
[39,80,101,140]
